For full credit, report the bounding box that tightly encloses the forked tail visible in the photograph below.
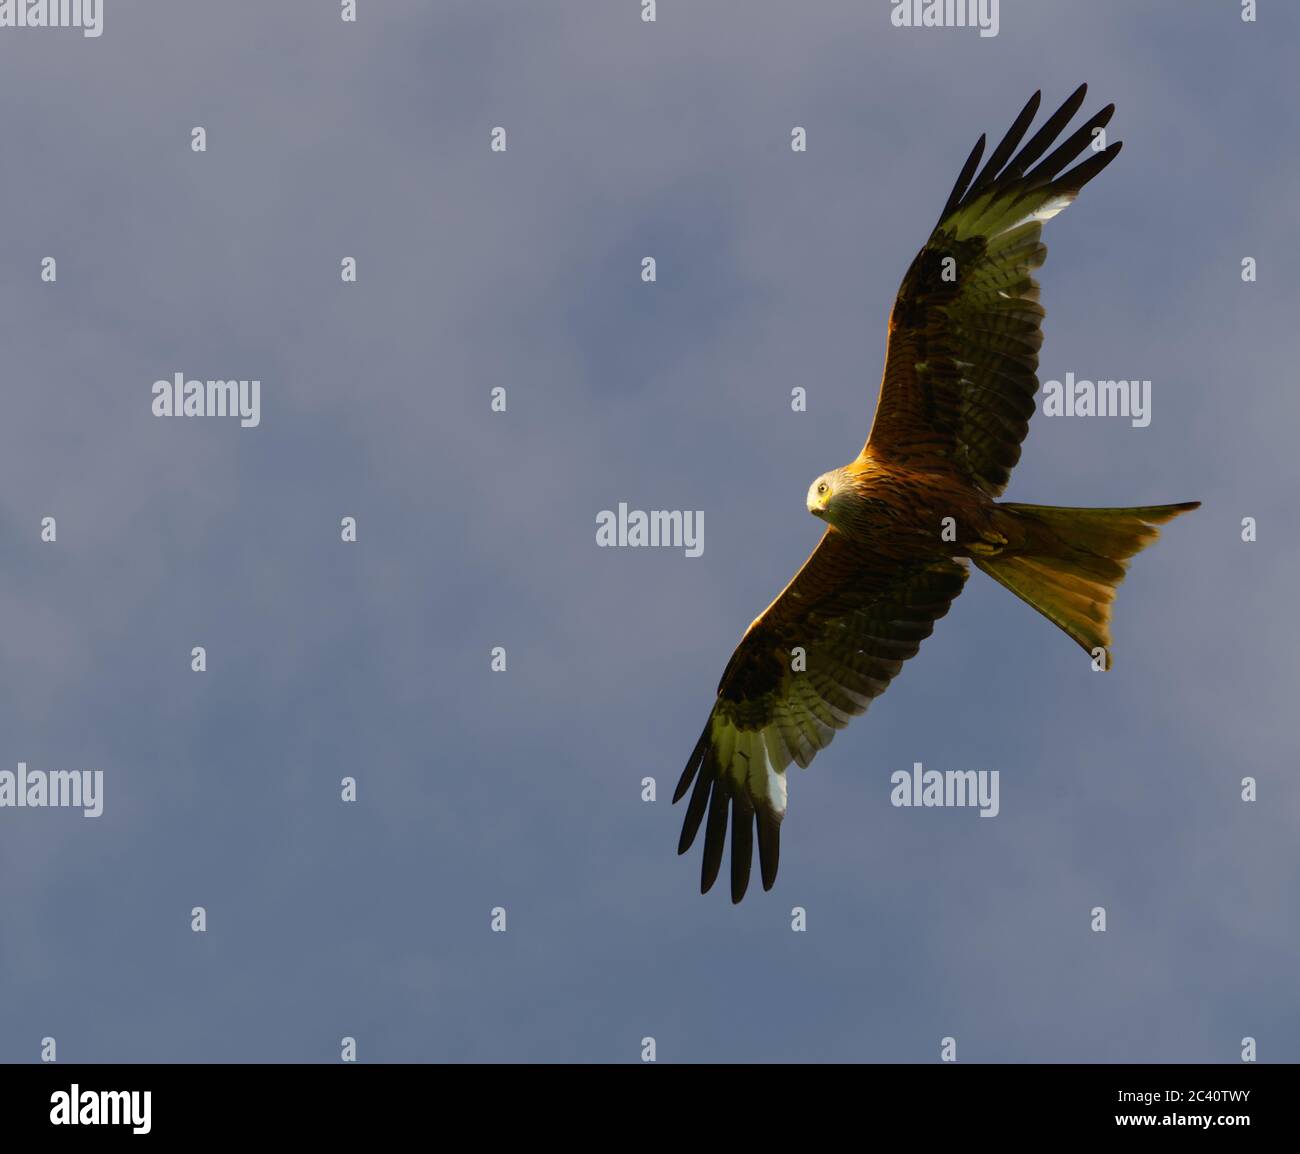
[973,501,1199,667]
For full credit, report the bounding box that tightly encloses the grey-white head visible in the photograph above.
[806,468,848,523]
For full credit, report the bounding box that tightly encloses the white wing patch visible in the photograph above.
[1006,192,1076,230]
[711,713,791,818]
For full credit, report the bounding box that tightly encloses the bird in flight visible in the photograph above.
[674,86,1199,903]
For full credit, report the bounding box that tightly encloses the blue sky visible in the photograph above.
[1,0,1297,1062]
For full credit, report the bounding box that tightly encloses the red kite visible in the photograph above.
[674,86,1198,902]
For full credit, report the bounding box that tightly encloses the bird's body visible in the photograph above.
[674,86,1199,903]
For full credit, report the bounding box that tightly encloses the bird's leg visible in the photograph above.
[964,529,1008,557]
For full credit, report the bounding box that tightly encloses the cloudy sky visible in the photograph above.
[1,0,1296,1062]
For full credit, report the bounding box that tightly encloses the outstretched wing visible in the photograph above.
[674,529,968,902]
[866,85,1121,496]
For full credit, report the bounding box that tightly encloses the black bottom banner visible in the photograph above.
[2,1060,1290,1140]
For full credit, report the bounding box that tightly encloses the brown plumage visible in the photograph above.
[674,86,1199,903]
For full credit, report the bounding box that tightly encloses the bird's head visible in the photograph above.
[806,469,846,525]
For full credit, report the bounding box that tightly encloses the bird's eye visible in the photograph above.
[817,483,828,495]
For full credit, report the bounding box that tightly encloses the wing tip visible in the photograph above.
[698,777,730,893]
[945,84,1121,224]
[730,796,755,903]
[676,725,785,903]
[672,722,711,804]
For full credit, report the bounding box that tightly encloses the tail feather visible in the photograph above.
[974,501,1199,666]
